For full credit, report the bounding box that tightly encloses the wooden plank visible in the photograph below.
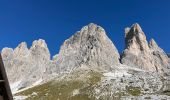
[0,54,13,100]
[0,80,5,82]
[0,95,4,100]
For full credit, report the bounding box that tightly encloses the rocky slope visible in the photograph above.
[14,65,170,100]
[1,23,170,100]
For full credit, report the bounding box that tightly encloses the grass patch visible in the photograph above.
[126,86,141,96]
[87,71,103,85]
[15,71,102,100]
[144,96,151,99]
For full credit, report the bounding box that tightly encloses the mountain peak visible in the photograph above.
[1,48,14,61]
[32,39,48,48]
[17,42,27,49]
[125,23,142,35]
[124,23,149,55]
[122,23,170,72]
[1,39,54,90]
[80,23,106,36]
[149,38,159,49]
[132,23,142,32]
[56,23,120,72]
[13,42,29,58]
[88,23,97,27]
[30,39,50,60]
[121,23,155,71]
[2,23,170,98]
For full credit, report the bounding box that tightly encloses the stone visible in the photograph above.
[1,39,57,92]
[55,23,120,73]
[121,23,170,73]
[1,23,170,99]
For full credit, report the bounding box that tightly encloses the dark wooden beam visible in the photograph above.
[0,54,13,100]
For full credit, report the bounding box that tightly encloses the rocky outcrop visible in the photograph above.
[1,23,170,99]
[1,39,57,92]
[121,23,170,72]
[14,64,170,100]
[55,23,120,73]
[149,39,170,72]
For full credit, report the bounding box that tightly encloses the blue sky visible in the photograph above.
[0,0,170,56]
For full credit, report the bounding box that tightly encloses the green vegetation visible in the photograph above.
[144,96,151,99]
[114,91,126,99]
[126,86,141,96]
[162,90,170,96]
[87,71,103,85]
[15,71,102,100]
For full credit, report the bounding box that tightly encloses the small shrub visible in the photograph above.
[126,86,141,96]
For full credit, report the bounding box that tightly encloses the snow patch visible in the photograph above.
[10,81,21,94]
[103,70,131,78]
[32,78,43,86]
[14,96,28,100]
[15,78,43,94]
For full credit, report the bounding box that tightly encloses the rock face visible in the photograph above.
[121,23,170,72]
[1,23,170,99]
[149,39,170,72]
[1,39,57,92]
[55,23,120,73]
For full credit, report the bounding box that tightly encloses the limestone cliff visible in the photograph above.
[1,39,57,92]
[121,23,170,72]
[56,23,120,73]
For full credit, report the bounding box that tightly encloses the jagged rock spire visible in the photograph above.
[149,38,159,49]
[121,23,170,72]
[56,23,120,72]
[30,39,50,60]
[32,39,48,48]
[1,39,56,92]
[1,48,14,61]
[13,42,29,58]
[125,23,143,37]
[121,23,155,71]
[124,23,150,55]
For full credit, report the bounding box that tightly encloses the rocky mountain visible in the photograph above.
[121,23,170,73]
[55,23,120,73]
[1,23,170,100]
[1,39,57,93]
